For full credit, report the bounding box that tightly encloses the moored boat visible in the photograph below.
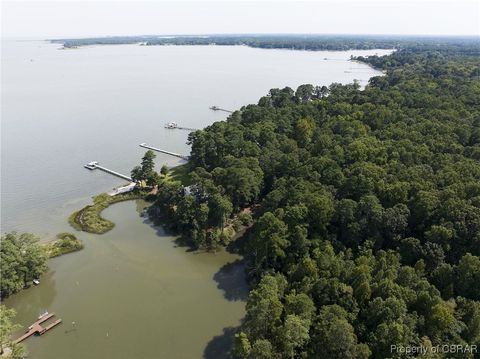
[84,161,98,170]
[164,122,178,129]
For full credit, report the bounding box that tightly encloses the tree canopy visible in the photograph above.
[147,41,480,357]
[0,232,47,298]
[0,305,26,358]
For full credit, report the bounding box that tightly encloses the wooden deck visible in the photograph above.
[14,313,62,343]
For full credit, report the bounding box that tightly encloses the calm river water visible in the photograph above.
[1,39,391,358]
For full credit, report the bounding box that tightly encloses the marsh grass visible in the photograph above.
[45,232,84,258]
[69,191,146,234]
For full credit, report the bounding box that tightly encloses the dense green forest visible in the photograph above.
[0,233,47,298]
[52,34,479,53]
[147,44,480,358]
[0,231,83,298]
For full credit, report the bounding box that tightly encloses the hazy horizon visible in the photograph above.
[2,1,479,39]
[4,33,479,42]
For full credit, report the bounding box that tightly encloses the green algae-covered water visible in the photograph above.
[3,201,248,358]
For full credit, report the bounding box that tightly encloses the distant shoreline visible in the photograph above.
[54,41,396,56]
[49,34,402,51]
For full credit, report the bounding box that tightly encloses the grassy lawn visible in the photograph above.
[168,163,193,186]
[68,164,191,235]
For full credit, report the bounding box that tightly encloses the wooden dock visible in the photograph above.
[139,143,189,160]
[14,312,62,344]
[209,106,233,114]
[95,165,132,181]
[84,162,132,181]
[165,125,198,131]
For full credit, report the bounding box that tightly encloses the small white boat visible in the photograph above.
[84,161,98,170]
[38,311,48,320]
[33,279,40,285]
[164,122,178,129]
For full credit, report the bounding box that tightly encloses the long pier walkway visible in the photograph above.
[165,125,198,131]
[139,143,189,160]
[96,165,132,181]
[209,106,233,114]
[84,162,132,181]
[14,313,62,344]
